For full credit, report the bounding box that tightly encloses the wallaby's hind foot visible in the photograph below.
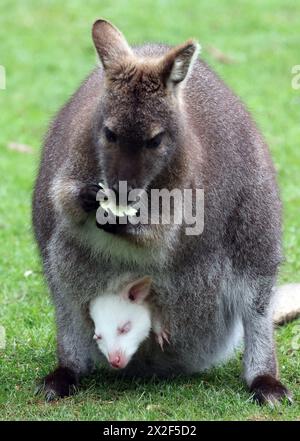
[250,375,292,406]
[37,367,78,402]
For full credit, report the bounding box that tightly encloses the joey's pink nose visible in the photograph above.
[108,352,127,369]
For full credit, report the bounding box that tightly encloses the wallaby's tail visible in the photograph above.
[273,283,300,325]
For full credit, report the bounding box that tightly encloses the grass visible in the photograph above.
[0,0,299,421]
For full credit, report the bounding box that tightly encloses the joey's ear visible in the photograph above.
[92,19,133,70]
[160,40,200,90]
[122,276,152,304]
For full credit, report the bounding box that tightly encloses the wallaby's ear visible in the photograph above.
[122,276,152,304]
[160,40,200,89]
[92,19,133,70]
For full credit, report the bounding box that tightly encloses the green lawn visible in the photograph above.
[0,0,299,421]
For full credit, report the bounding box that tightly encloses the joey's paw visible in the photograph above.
[155,330,170,351]
[250,375,293,406]
[36,367,78,401]
[79,184,100,212]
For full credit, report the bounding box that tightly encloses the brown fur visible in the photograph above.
[32,19,289,403]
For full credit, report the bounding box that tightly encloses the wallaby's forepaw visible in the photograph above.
[36,367,78,402]
[155,330,170,351]
[250,375,293,406]
[79,184,100,212]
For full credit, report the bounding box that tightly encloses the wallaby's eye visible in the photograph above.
[146,132,164,149]
[118,321,132,335]
[104,127,117,143]
[93,333,102,341]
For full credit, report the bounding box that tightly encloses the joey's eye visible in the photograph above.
[118,321,132,335]
[104,127,117,143]
[93,334,102,341]
[146,132,164,149]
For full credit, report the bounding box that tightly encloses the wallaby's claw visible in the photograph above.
[155,330,170,351]
[163,330,170,345]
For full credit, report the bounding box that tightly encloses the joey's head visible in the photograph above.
[89,276,152,369]
[92,19,200,193]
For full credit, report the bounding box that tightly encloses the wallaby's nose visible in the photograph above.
[108,352,127,369]
[111,355,121,368]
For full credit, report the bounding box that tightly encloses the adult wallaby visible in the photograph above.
[33,19,297,404]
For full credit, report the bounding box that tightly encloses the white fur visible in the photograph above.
[210,319,244,369]
[169,41,201,87]
[72,216,168,266]
[89,293,151,366]
[273,283,300,324]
